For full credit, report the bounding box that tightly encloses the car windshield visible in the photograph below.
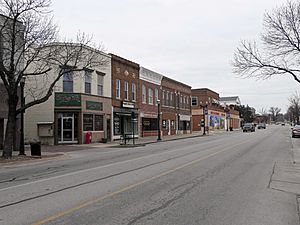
[294,125,300,129]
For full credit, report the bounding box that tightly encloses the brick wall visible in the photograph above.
[110,54,140,108]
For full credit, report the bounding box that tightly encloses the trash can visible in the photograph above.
[229,127,233,131]
[30,142,41,156]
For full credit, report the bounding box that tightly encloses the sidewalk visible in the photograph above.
[40,131,205,153]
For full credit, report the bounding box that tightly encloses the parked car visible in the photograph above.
[292,125,300,138]
[243,123,255,132]
[257,123,266,129]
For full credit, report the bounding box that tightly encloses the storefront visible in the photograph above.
[178,114,191,134]
[54,93,111,144]
[141,113,158,137]
[113,101,138,140]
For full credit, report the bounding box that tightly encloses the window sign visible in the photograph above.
[162,120,166,128]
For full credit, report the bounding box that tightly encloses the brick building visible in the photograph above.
[161,77,192,136]
[192,88,241,132]
[191,88,226,132]
[139,67,163,137]
[110,54,140,140]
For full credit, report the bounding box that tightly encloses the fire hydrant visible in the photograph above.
[85,131,92,144]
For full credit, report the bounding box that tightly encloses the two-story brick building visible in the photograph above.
[192,88,225,132]
[139,67,163,137]
[25,44,112,145]
[192,88,241,132]
[161,77,192,136]
[110,54,140,140]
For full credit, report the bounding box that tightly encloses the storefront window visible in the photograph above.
[95,115,104,131]
[83,114,93,131]
[114,115,121,135]
[142,118,158,131]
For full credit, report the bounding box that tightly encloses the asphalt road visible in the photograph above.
[0,125,299,225]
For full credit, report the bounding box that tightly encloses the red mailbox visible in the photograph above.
[85,131,92,144]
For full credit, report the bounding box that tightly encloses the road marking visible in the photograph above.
[32,141,248,225]
[0,138,238,192]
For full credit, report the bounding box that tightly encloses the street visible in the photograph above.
[0,126,299,225]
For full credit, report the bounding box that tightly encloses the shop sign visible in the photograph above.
[86,101,103,111]
[55,93,81,106]
[122,101,135,108]
[162,120,167,128]
[204,108,208,115]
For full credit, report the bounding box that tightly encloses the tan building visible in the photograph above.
[25,45,112,145]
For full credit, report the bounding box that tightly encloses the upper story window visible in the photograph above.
[155,88,159,105]
[170,92,173,106]
[183,96,186,108]
[148,88,153,105]
[132,83,136,102]
[116,79,120,99]
[166,91,169,106]
[162,90,165,105]
[63,70,73,92]
[191,96,198,106]
[142,85,146,104]
[97,72,104,96]
[180,95,183,108]
[124,81,129,100]
[85,70,92,94]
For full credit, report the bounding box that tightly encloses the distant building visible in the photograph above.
[219,96,241,107]
[192,89,241,131]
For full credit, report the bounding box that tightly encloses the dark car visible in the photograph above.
[257,123,266,129]
[243,123,255,132]
[292,125,300,138]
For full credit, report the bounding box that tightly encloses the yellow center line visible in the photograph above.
[32,140,250,225]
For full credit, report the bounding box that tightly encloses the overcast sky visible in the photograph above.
[52,0,299,114]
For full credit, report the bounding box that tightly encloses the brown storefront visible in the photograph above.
[53,93,112,144]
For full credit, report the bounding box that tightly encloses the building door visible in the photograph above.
[167,119,171,135]
[58,113,78,144]
[107,118,111,142]
[0,119,4,149]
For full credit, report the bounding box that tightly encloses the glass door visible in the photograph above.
[58,113,78,144]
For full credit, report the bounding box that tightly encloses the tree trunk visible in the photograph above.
[2,97,18,158]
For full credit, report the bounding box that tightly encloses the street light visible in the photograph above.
[157,99,162,141]
[200,101,208,135]
[19,77,26,156]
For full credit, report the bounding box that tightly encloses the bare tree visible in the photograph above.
[258,107,270,123]
[0,0,106,158]
[269,107,281,122]
[288,91,300,124]
[232,1,300,84]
